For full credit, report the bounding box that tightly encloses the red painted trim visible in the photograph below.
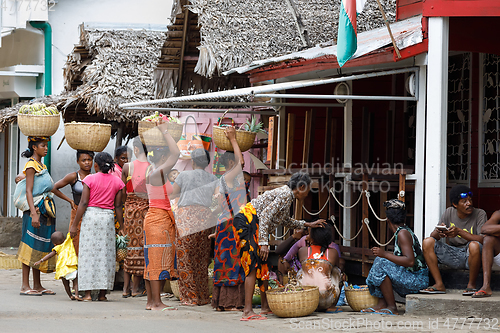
[394,40,428,61]
[397,0,423,21]
[423,0,500,17]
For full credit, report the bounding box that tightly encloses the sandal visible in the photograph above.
[462,288,478,296]
[419,286,446,294]
[472,290,492,298]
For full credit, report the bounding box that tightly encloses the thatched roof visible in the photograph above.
[0,25,167,132]
[64,26,167,122]
[189,0,397,77]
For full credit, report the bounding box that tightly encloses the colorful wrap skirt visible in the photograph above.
[78,207,116,291]
[175,205,212,306]
[17,211,56,273]
[123,194,148,276]
[234,202,269,292]
[366,257,429,298]
[143,208,177,281]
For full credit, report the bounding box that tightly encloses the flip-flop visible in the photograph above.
[463,288,478,296]
[471,290,492,298]
[375,308,399,315]
[122,292,131,298]
[419,286,446,294]
[41,289,56,295]
[260,311,273,315]
[240,314,267,321]
[360,307,377,313]
[132,290,147,297]
[326,307,343,313]
[161,306,177,311]
[20,290,42,296]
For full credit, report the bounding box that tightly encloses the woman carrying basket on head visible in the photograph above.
[142,122,180,311]
[234,172,326,321]
[15,137,76,296]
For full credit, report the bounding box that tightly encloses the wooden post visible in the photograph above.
[318,184,329,220]
[115,123,124,150]
[324,108,332,165]
[398,173,406,202]
[2,125,9,214]
[362,173,369,277]
[302,109,314,167]
[330,118,337,163]
[379,191,388,247]
[176,8,190,95]
[270,116,278,169]
[286,113,295,169]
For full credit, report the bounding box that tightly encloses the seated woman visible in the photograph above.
[297,223,342,311]
[363,199,429,315]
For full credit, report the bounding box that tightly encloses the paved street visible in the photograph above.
[2,268,498,333]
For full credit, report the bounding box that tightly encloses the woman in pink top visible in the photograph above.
[70,152,125,301]
[142,123,180,311]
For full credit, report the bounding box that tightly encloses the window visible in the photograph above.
[447,53,471,183]
[479,54,500,186]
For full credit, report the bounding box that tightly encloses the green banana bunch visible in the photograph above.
[18,103,60,115]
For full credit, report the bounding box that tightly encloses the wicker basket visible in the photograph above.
[64,122,111,152]
[18,113,60,137]
[138,121,183,146]
[171,280,180,300]
[266,285,319,318]
[344,286,379,312]
[212,126,256,152]
[0,254,22,270]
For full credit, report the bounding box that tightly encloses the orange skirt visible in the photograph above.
[70,208,83,257]
[143,207,177,281]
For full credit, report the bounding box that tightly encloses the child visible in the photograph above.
[35,231,81,301]
[167,169,179,185]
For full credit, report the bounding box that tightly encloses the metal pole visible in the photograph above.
[169,101,344,107]
[254,94,417,101]
[119,67,419,108]
[122,107,279,115]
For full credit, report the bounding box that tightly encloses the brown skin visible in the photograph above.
[241,184,326,319]
[360,220,413,315]
[422,195,483,292]
[115,152,129,169]
[120,145,149,297]
[21,141,73,294]
[52,153,94,211]
[69,162,124,301]
[476,211,500,296]
[297,230,339,268]
[143,126,180,311]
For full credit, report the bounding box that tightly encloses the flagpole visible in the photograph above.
[374,0,402,59]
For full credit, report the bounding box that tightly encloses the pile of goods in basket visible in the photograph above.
[19,103,59,115]
[213,115,265,152]
[141,112,182,124]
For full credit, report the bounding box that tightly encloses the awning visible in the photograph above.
[224,15,423,75]
[119,67,419,108]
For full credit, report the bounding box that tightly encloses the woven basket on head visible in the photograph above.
[212,126,256,152]
[266,285,319,318]
[344,286,378,312]
[138,121,183,146]
[18,113,60,137]
[64,122,111,152]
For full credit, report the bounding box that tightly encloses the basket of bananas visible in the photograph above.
[17,103,60,137]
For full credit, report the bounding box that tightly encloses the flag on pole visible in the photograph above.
[337,0,367,67]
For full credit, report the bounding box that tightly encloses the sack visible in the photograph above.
[177,116,206,160]
[38,196,56,219]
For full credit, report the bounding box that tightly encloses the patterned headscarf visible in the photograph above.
[28,136,51,142]
[383,199,405,210]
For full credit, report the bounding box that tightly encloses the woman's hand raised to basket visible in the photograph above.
[304,219,326,229]
[224,126,237,142]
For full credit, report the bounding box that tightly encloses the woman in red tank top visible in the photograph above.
[120,137,151,298]
[142,123,180,311]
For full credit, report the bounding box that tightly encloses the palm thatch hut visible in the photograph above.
[0,24,167,140]
[155,0,396,99]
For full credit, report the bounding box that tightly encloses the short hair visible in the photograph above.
[288,172,312,190]
[386,208,407,225]
[191,149,210,169]
[148,146,170,164]
[51,231,65,245]
[76,150,94,161]
[115,145,132,159]
[449,185,471,206]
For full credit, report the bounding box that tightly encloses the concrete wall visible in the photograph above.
[0,29,44,68]
[44,0,172,234]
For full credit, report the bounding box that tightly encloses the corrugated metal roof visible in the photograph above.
[224,15,423,75]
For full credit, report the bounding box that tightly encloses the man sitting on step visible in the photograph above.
[472,211,500,297]
[420,185,486,295]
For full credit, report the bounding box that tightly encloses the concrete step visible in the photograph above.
[406,290,500,317]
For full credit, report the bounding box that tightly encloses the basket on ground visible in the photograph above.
[170,280,180,299]
[18,113,60,137]
[138,121,183,146]
[344,285,378,312]
[212,126,256,152]
[266,285,319,318]
[64,122,111,152]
